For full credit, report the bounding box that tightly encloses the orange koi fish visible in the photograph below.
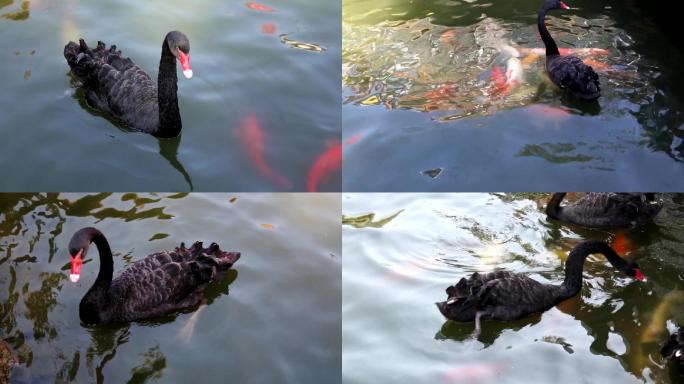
[517,47,609,57]
[307,141,342,192]
[583,58,610,71]
[612,231,632,255]
[525,104,571,119]
[261,23,276,34]
[345,133,362,146]
[246,2,274,12]
[238,113,291,189]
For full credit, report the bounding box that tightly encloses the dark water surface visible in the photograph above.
[0,0,340,191]
[343,193,684,383]
[343,0,684,191]
[0,193,341,383]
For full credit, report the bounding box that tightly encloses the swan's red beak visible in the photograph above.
[178,50,193,79]
[559,1,570,10]
[634,268,645,282]
[69,249,83,283]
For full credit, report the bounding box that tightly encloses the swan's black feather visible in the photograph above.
[64,39,160,132]
[546,193,662,228]
[101,242,239,323]
[63,31,189,137]
[70,228,240,325]
[437,241,640,325]
[438,271,562,322]
[547,55,600,100]
[538,0,601,100]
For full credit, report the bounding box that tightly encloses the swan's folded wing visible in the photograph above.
[549,56,600,96]
[64,38,159,130]
[107,244,239,321]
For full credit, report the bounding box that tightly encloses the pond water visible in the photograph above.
[342,0,684,191]
[0,193,341,383]
[0,0,340,192]
[343,193,684,383]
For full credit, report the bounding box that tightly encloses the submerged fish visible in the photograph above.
[245,2,274,12]
[238,113,291,189]
[261,23,276,35]
[641,290,684,343]
[345,133,363,146]
[516,47,609,57]
[611,231,632,255]
[582,58,610,72]
[524,104,572,119]
[307,141,342,192]
[443,362,505,382]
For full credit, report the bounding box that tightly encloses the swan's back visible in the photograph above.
[95,242,239,323]
[64,39,160,132]
[547,54,600,100]
[563,193,662,228]
[439,271,562,322]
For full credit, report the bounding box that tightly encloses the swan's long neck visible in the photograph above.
[157,41,182,138]
[538,5,560,56]
[559,241,627,298]
[78,228,114,323]
[546,193,566,220]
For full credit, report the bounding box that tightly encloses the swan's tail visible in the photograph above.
[63,38,129,83]
[184,241,241,271]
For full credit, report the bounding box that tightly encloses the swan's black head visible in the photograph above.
[68,228,97,283]
[623,261,645,282]
[165,31,192,79]
[543,0,570,11]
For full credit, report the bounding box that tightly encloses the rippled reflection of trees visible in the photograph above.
[1,0,30,21]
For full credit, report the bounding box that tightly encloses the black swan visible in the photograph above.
[662,328,684,367]
[67,227,240,324]
[64,31,192,138]
[436,241,643,335]
[546,193,662,229]
[538,0,600,100]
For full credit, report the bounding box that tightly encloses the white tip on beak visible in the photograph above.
[183,69,193,79]
[69,273,80,283]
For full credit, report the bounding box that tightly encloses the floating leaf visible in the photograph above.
[260,223,275,229]
[148,233,169,242]
[279,34,325,52]
[421,168,442,179]
[342,209,404,228]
